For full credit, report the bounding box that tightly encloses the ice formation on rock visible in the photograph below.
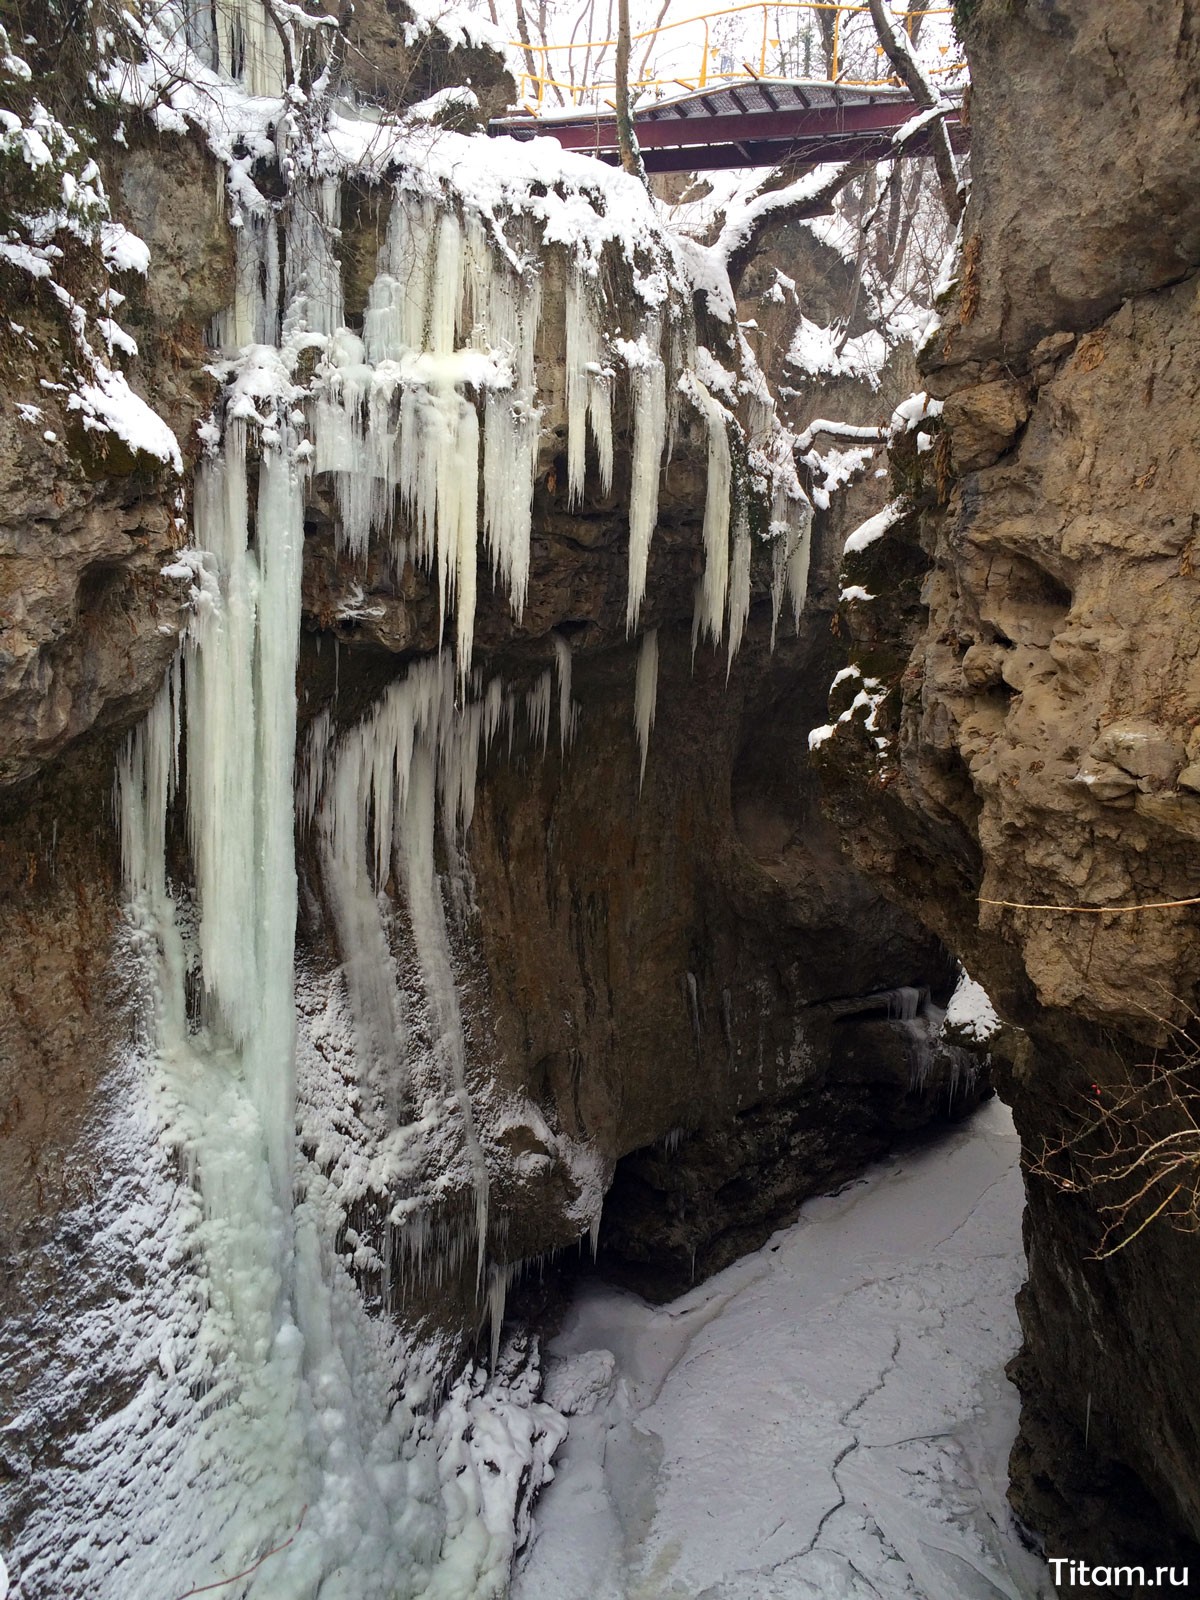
[115,426,566,1599]
[553,632,578,751]
[727,506,752,676]
[565,264,614,507]
[685,374,733,649]
[619,323,668,632]
[634,629,660,788]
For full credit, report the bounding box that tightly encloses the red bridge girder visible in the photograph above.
[490,88,966,174]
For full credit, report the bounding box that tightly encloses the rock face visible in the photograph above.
[0,125,227,786]
[817,0,1200,1574]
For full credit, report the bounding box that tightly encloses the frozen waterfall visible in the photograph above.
[93,3,817,1590]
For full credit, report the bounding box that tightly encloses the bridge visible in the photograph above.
[491,80,965,173]
[487,1,966,173]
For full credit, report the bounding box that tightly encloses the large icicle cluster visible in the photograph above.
[305,654,565,1291]
[311,197,546,678]
[109,0,815,687]
[209,168,678,686]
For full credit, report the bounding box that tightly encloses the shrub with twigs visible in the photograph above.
[1030,1019,1200,1261]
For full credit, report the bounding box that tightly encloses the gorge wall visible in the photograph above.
[816,0,1200,1577]
[14,0,1199,1588]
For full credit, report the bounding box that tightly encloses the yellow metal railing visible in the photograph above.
[509,1,962,113]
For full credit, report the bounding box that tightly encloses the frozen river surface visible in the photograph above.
[514,1098,1053,1600]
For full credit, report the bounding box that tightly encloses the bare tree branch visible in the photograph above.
[637,0,672,87]
[720,157,875,294]
[512,0,540,99]
[866,0,963,225]
[1030,1037,1200,1260]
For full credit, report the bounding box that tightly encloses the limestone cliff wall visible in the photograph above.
[818,0,1200,1574]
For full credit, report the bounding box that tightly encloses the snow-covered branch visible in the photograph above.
[717,158,874,291]
[866,0,963,225]
[796,418,887,452]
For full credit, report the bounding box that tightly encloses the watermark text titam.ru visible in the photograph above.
[1051,1559,1189,1589]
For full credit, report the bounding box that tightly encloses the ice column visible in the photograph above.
[181,418,306,1198]
[727,505,751,677]
[633,628,659,789]
[625,319,667,633]
[565,265,614,506]
[688,378,733,648]
[113,421,328,1588]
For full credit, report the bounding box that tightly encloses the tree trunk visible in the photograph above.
[513,0,541,103]
[615,0,647,184]
[816,11,837,77]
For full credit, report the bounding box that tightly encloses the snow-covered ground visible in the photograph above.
[514,1099,1054,1600]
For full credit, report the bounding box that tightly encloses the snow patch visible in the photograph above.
[943,970,1001,1043]
[844,497,908,555]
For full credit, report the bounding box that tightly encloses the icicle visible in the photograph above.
[430,210,465,355]
[284,177,343,339]
[317,652,568,1207]
[212,0,289,97]
[117,656,181,906]
[589,365,614,498]
[633,629,659,790]
[449,396,480,682]
[784,497,813,630]
[487,1262,514,1371]
[214,208,279,353]
[726,505,751,678]
[770,533,788,651]
[625,319,667,633]
[312,194,498,679]
[478,228,542,621]
[482,388,537,617]
[363,193,437,362]
[686,970,703,1056]
[565,266,612,506]
[687,378,732,649]
[183,0,218,69]
[396,738,491,1284]
[526,670,553,753]
[769,498,813,650]
[565,268,591,506]
[552,633,576,752]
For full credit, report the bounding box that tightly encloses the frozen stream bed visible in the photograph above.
[514,1098,1053,1600]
